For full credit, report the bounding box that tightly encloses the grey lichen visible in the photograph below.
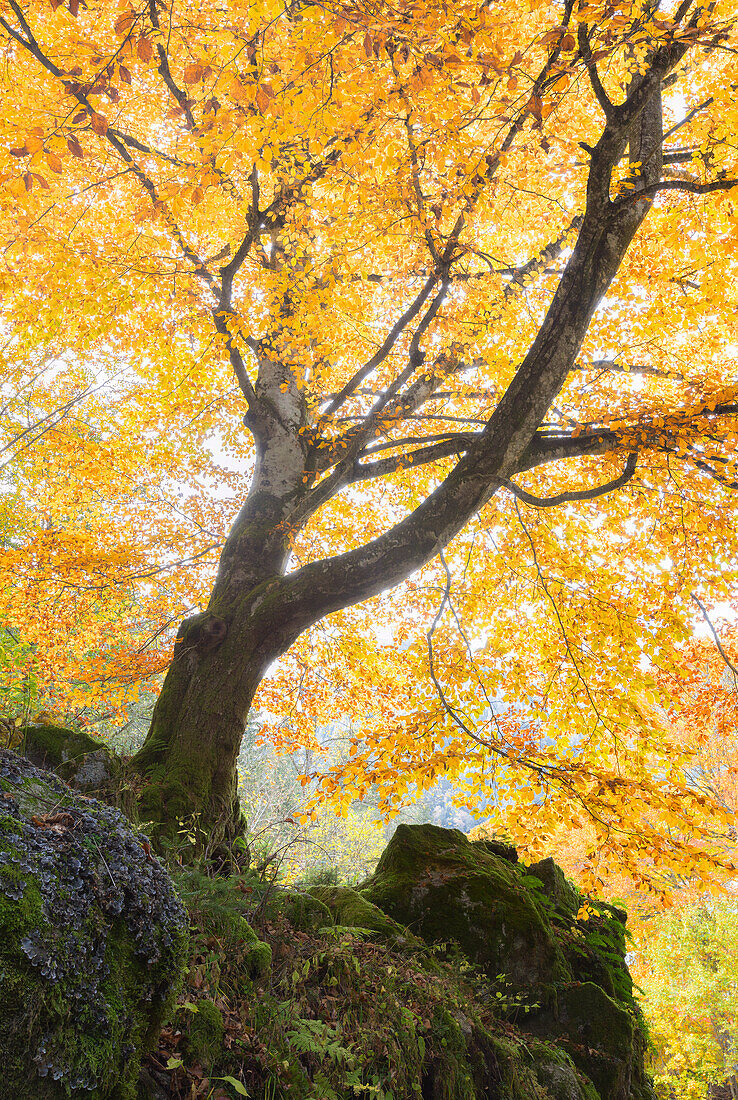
[0,748,188,1099]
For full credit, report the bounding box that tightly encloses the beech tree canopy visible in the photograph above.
[1,0,737,878]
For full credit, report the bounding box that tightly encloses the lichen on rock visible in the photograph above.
[0,748,188,1099]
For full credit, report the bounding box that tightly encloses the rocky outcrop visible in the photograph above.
[359,823,654,1100]
[150,826,654,1100]
[359,823,565,997]
[0,749,188,1099]
[0,755,654,1100]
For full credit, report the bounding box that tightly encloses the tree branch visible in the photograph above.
[349,434,478,482]
[2,3,215,287]
[501,215,583,303]
[256,34,694,647]
[501,452,638,508]
[212,309,258,407]
[578,23,616,119]
[614,176,738,204]
[570,359,684,380]
[218,166,262,302]
[320,273,441,418]
[148,0,196,130]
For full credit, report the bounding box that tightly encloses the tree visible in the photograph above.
[1,0,738,854]
[635,900,738,1100]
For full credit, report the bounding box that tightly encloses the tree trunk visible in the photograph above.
[129,387,313,850]
[131,606,266,850]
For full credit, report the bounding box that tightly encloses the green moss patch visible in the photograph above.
[359,823,568,1003]
[308,883,422,946]
[21,723,121,800]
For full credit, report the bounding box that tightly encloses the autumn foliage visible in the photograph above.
[0,0,737,867]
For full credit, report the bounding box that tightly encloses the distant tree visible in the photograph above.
[635,902,738,1100]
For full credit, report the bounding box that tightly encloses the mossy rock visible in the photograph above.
[485,1035,600,1100]
[525,982,651,1100]
[359,825,653,1100]
[21,723,121,800]
[526,859,634,1006]
[419,1005,494,1100]
[172,871,272,978]
[529,1040,602,1100]
[264,885,332,931]
[475,837,519,863]
[308,884,423,946]
[0,748,188,1099]
[360,823,568,1000]
[183,999,225,1065]
[527,857,581,918]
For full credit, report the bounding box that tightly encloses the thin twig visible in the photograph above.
[691,593,738,687]
[514,500,609,732]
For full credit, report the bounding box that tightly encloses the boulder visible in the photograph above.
[0,748,188,1099]
[308,883,422,945]
[359,823,568,1000]
[21,722,121,800]
[360,823,654,1100]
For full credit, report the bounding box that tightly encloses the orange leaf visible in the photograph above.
[255,85,274,113]
[183,63,203,85]
[114,10,137,36]
[90,113,109,135]
[7,176,26,197]
[137,37,154,62]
